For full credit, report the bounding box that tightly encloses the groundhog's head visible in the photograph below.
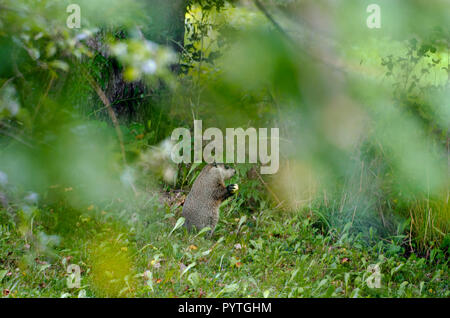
[210,163,236,180]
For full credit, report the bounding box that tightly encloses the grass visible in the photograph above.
[406,195,450,253]
[0,166,448,298]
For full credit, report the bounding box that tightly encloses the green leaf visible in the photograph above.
[180,262,196,278]
[168,217,185,236]
[217,283,239,296]
[391,263,404,276]
[289,268,300,283]
[237,215,247,232]
[188,272,200,287]
[49,60,69,72]
[0,269,7,281]
[194,226,211,238]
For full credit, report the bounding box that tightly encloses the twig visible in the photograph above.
[253,0,346,74]
[0,126,34,148]
[253,0,292,42]
[88,94,153,117]
[80,66,142,197]
[81,66,127,166]
[255,169,282,206]
[32,73,55,124]
[0,77,16,91]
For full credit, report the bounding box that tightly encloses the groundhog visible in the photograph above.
[182,163,238,235]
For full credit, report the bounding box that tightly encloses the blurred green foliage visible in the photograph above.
[0,0,448,298]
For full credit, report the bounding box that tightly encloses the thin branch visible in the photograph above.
[254,0,293,42]
[255,168,282,206]
[32,73,55,124]
[88,94,153,117]
[81,66,127,166]
[81,66,142,197]
[0,126,34,148]
[253,0,346,74]
[0,77,16,91]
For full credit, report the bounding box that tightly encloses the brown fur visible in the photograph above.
[182,163,238,235]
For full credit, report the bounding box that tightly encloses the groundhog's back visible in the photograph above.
[182,165,221,231]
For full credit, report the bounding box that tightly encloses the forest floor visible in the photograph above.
[0,177,448,298]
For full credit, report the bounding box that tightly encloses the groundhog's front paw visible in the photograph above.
[227,184,239,194]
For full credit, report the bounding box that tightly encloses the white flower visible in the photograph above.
[75,33,88,41]
[142,59,157,74]
[111,42,128,57]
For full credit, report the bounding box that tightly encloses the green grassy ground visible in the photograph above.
[0,170,448,298]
